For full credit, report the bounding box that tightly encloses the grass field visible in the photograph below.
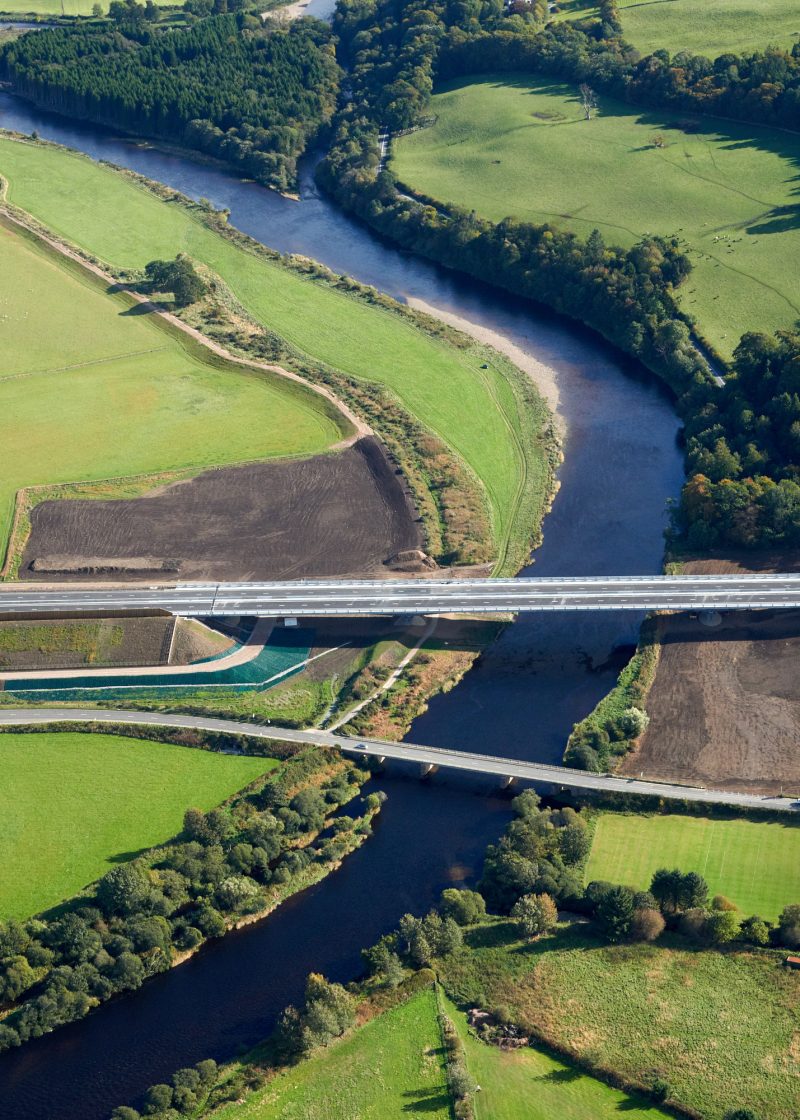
[440,920,800,1119]
[444,995,666,1120]
[0,137,549,566]
[217,988,452,1120]
[1,0,176,14]
[553,0,800,58]
[0,218,344,561]
[393,75,800,359]
[0,731,275,919]
[585,811,800,918]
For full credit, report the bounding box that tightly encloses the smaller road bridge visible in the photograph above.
[3,574,800,617]
[1,708,796,813]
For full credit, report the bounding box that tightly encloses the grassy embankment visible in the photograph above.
[0,731,275,919]
[0,217,345,571]
[393,75,800,361]
[439,918,800,1119]
[0,136,554,574]
[553,0,800,58]
[0,0,176,14]
[216,987,452,1120]
[586,810,800,919]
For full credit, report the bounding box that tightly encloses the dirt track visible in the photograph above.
[21,438,423,582]
[621,555,800,796]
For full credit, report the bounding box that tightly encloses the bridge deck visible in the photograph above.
[3,574,800,616]
[1,708,796,813]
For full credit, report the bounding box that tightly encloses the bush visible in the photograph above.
[630,907,665,942]
[511,892,558,940]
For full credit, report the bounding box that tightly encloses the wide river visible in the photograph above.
[0,73,685,1119]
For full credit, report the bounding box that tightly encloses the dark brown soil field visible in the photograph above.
[21,438,423,582]
[621,556,800,796]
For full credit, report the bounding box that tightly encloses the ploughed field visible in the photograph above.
[0,731,274,919]
[392,76,800,359]
[553,0,800,58]
[21,437,422,581]
[585,811,800,919]
[0,137,548,566]
[621,606,800,796]
[0,217,343,567]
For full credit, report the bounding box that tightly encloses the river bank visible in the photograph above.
[0,89,684,1120]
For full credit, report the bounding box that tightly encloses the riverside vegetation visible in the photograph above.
[0,15,341,193]
[103,790,800,1120]
[0,135,557,573]
[319,0,800,556]
[0,730,381,1053]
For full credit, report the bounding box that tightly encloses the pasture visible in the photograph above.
[554,0,800,58]
[393,75,800,359]
[216,987,451,1120]
[444,995,666,1120]
[585,811,800,918]
[0,731,274,919]
[0,220,344,562]
[0,136,548,565]
[440,919,800,1119]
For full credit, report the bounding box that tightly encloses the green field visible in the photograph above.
[0,731,275,919]
[0,219,344,560]
[393,75,800,359]
[0,137,547,565]
[585,811,800,919]
[444,995,666,1120]
[554,0,800,58]
[1,0,176,14]
[217,988,452,1120]
[440,920,800,1119]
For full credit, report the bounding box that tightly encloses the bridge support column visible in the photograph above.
[420,762,438,778]
[499,775,515,789]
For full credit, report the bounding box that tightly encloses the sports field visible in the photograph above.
[0,219,343,562]
[216,988,452,1120]
[0,137,548,566]
[393,76,800,358]
[585,811,800,918]
[0,731,275,918]
[554,0,800,58]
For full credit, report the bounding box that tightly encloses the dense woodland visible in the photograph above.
[0,14,340,190]
[0,746,377,1053]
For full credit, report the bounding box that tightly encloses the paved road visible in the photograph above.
[3,574,800,617]
[1,708,796,813]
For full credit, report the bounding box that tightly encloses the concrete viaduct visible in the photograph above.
[2,573,800,617]
[0,708,796,813]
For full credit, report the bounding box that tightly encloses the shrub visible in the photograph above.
[511,892,558,940]
[630,907,665,942]
[440,889,487,926]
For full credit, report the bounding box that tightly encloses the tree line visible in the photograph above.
[0,749,379,1054]
[321,0,800,551]
[0,13,340,192]
[103,789,798,1119]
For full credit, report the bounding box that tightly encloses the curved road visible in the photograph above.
[1,707,796,813]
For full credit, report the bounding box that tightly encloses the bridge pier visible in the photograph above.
[420,762,438,778]
[499,775,515,789]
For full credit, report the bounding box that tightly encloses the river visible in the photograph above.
[0,85,685,1119]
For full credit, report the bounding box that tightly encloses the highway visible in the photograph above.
[3,573,800,617]
[1,708,796,813]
